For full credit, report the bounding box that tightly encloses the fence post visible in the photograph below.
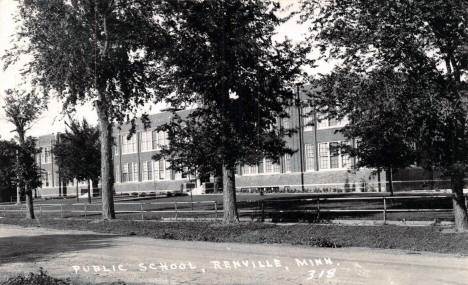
[383,197,387,224]
[84,204,87,218]
[140,203,144,220]
[40,206,42,218]
[174,202,178,221]
[214,202,218,220]
[261,201,265,222]
[60,204,64,218]
[316,198,320,221]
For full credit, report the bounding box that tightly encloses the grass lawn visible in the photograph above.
[0,217,467,255]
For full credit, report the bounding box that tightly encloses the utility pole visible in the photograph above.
[15,149,21,205]
[296,85,305,192]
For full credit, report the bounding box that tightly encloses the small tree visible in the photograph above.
[0,140,18,202]
[158,0,307,223]
[4,88,45,218]
[53,119,100,203]
[14,137,42,219]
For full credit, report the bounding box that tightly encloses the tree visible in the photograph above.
[53,119,100,204]
[301,0,468,231]
[309,69,420,195]
[157,0,307,223]
[0,140,18,202]
[14,137,42,219]
[4,88,45,219]
[4,0,172,219]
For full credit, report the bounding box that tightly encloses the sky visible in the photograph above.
[0,0,331,141]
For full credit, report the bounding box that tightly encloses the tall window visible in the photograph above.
[243,164,258,175]
[122,135,137,154]
[303,106,314,131]
[282,117,290,130]
[140,131,152,152]
[305,144,315,171]
[142,161,153,181]
[43,172,49,187]
[153,159,171,180]
[264,159,273,173]
[318,141,351,170]
[43,147,51,163]
[132,162,139,182]
[122,163,129,182]
[284,153,292,172]
[115,166,120,183]
[329,142,340,169]
[152,131,168,149]
[263,158,280,173]
[318,143,330,170]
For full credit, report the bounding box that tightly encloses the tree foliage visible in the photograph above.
[0,140,18,202]
[155,0,308,223]
[4,0,173,218]
[301,0,468,230]
[53,119,101,185]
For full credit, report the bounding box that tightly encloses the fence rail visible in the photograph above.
[1,195,466,223]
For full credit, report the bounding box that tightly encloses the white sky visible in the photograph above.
[0,0,331,140]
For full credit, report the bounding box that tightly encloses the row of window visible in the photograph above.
[301,107,349,131]
[117,159,188,183]
[241,141,352,175]
[119,131,169,155]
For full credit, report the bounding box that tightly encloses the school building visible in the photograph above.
[34,99,448,198]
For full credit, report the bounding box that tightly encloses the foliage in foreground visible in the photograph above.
[1,269,69,285]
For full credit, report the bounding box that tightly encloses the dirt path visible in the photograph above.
[0,224,467,284]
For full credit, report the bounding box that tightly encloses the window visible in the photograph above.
[122,135,137,154]
[282,117,290,130]
[318,141,351,170]
[303,106,314,131]
[152,131,168,150]
[329,142,340,169]
[318,143,330,170]
[132,162,139,182]
[317,112,349,129]
[122,163,129,182]
[115,166,120,183]
[153,159,171,180]
[43,171,49,187]
[43,147,51,163]
[264,159,273,173]
[141,131,152,152]
[305,144,315,171]
[142,161,153,181]
[284,153,292,172]
[263,158,280,174]
[243,164,258,175]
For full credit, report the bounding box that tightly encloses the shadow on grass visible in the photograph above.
[0,233,119,265]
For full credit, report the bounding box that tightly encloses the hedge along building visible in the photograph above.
[34,93,451,198]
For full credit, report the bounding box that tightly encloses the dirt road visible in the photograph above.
[0,224,467,284]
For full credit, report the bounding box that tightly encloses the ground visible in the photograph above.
[0,224,467,285]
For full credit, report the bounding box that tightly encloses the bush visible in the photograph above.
[1,269,69,285]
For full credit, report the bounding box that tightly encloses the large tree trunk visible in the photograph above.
[87,180,92,204]
[222,163,238,224]
[96,103,116,219]
[450,166,468,232]
[25,186,35,219]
